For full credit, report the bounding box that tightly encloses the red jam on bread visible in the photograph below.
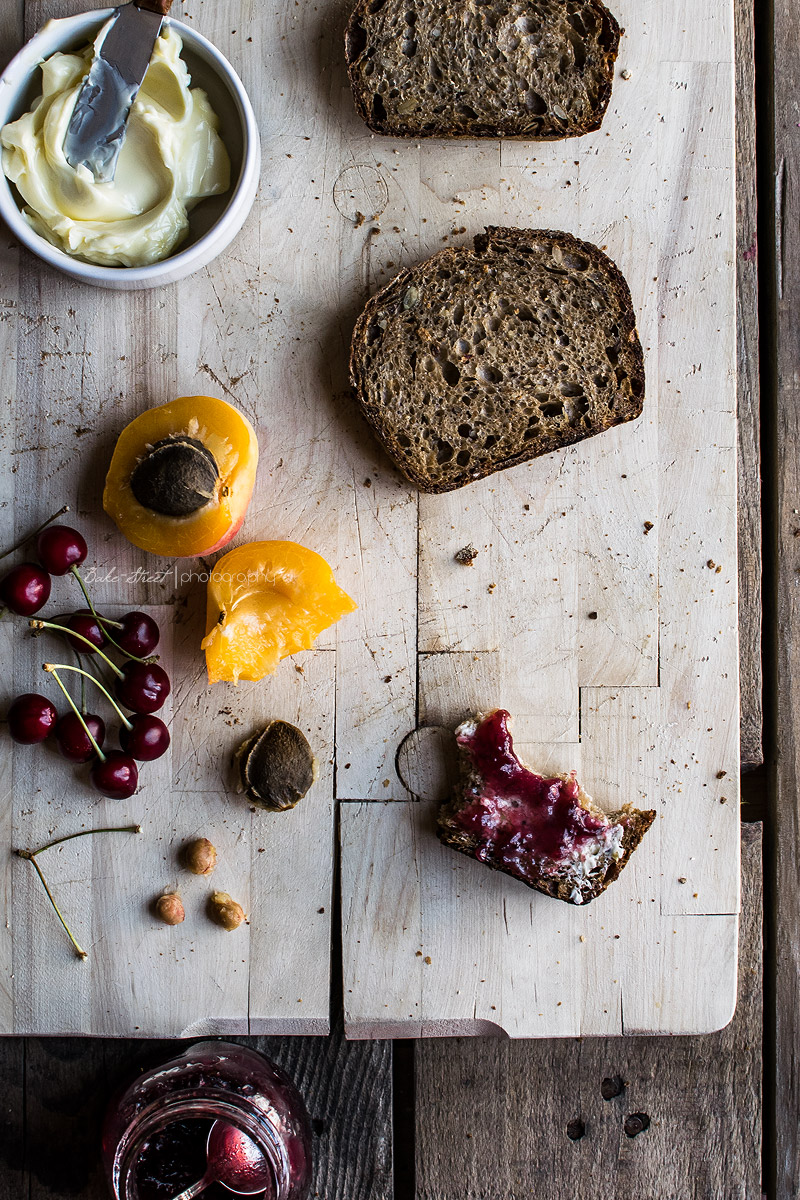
[453,709,612,868]
[437,709,654,904]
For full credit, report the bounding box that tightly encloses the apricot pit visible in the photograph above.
[130,436,219,518]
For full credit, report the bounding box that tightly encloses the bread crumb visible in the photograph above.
[455,543,478,565]
[643,520,654,533]
[424,955,432,965]
[621,68,632,80]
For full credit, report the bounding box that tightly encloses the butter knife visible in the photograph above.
[63,0,174,183]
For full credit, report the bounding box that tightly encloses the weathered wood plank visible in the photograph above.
[735,0,763,770]
[0,1028,392,1199]
[0,1037,25,1198]
[254,1027,393,1200]
[773,0,800,1192]
[414,823,762,1200]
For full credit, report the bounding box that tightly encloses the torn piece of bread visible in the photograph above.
[437,709,655,904]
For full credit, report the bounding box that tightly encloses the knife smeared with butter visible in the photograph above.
[0,24,230,267]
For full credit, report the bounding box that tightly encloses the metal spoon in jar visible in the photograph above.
[170,1120,271,1199]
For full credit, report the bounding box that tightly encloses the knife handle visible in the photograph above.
[135,0,174,14]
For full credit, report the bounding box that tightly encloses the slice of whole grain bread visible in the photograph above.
[437,710,656,905]
[345,0,621,139]
[350,227,644,493]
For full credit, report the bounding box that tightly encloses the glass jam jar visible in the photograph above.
[102,1041,312,1200]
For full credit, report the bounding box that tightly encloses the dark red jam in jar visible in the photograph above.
[102,1042,312,1200]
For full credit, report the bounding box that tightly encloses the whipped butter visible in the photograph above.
[1,24,231,267]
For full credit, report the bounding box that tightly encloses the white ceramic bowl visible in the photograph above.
[0,9,260,289]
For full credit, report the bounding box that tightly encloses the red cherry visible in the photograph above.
[116,662,170,714]
[119,714,170,761]
[116,611,160,657]
[55,712,105,763]
[90,751,138,799]
[0,563,51,616]
[7,693,58,743]
[36,525,87,575]
[64,611,106,654]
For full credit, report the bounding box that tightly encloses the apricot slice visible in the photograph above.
[203,541,357,684]
[103,396,259,558]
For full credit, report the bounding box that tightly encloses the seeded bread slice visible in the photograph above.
[437,710,656,905]
[345,0,621,139]
[349,227,645,493]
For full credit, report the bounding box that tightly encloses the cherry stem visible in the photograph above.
[72,647,86,714]
[30,619,125,678]
[15,853,87,960]
[0,505,70,563]
[15,824,141,961]
[69,571,156,661]
[84,652,118,695]
[43,666,107,760]
[43,662,133,732]
[25,824,141,857]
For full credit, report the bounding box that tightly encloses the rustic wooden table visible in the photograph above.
[0,0,787,1195]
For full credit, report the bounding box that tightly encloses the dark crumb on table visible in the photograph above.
[455,543,478,565]
[643,520,654,533]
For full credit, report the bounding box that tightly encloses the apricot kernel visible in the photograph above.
[236,720,318,812]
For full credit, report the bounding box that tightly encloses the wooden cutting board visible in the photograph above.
[339,0,741,1037]
[0,0,738,1038]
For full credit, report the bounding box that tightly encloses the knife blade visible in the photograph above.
[63,0,173,184]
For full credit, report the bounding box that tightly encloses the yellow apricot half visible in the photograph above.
[202,541,358,684]
[103,395,259,558]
